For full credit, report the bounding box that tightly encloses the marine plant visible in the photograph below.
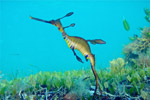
[136,52,150,68]
[123,26,150,67]
[96,58,150,99]
[123,8,150,66]
[0,61,150,99]
[64,77,91,100]
[110,58,125,74]
[141,27,150,39]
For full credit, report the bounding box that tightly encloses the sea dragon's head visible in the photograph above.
[30,12,75,33]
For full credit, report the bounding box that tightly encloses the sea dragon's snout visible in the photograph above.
[30,16,51,24]
[30,12,74,25]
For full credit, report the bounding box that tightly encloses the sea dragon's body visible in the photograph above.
[30,12,106,96]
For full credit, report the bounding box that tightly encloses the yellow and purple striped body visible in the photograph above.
[64,35,95,64]
[57,21,95,67]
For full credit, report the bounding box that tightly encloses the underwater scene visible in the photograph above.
[0,0,150,100]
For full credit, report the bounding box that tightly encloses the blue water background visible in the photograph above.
[0,0,150,78]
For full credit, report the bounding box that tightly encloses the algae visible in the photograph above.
[0,61,150,99]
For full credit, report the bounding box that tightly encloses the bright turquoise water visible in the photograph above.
[0,0,150,78]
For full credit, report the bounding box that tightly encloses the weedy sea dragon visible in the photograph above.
[30,12,106,96]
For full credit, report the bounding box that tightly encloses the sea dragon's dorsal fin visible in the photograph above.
[87,39,106,45]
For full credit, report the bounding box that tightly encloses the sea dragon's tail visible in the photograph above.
[89,54,102,96]
[87,39,106,45]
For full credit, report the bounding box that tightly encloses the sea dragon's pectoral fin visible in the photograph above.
[76,56,84,63]
[87,39,106,45]
[72,48,84,63]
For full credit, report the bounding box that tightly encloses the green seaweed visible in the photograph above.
[0,61,150,99]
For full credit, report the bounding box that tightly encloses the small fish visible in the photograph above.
[129,34,139,41]
[123,18,130,31]
[128,37,134,41]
